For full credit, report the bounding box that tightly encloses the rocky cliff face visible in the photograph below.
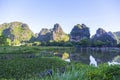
[114,32,120,44]
[108,31,120,44]
[36,23,69,42]
[0,22,34,42]
[92,28,117,45]
[36,28,52,42]
[70,24,90,42]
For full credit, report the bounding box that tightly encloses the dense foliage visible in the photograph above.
[0,22,34,46]
[0,35,8,46]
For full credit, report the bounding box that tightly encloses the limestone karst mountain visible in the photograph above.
[0,22,34,42]
[70,24,90,42]
[108,31,120,44]
[36,23,69,42]
[0,21,120,45]
[92,28,117,45]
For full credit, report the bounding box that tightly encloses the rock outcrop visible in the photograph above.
[108,31,120,44]
[36,23,69,42]
[114,32,120,44]
[36,28,52,42]
[70,24,90,42]
[92,28,117,45]
[0,21,34,42]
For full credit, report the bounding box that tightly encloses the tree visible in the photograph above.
[41,42,47,46]
[78,38,90,47]
[12,39,20,46]
[0,35,8,46]
[91,40,105,47]
[32,41,41,46]
[6,38,12,46]
[64,41,73,46]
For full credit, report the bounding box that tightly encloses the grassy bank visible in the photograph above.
[0,46,73,54]
[0,46,120,80]
[0,58,120,80]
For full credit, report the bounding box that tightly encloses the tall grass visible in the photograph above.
[0,57,67,80]
[0,58,120,80]
[40,63,120,80]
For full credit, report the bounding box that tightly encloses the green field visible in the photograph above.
[0,46,120,80]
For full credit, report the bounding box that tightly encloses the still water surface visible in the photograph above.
[0,47,120,65]
[44,48,120,65]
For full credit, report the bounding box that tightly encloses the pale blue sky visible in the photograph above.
[0,0,120,35]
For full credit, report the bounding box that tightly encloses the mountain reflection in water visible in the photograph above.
[54,48,120,65]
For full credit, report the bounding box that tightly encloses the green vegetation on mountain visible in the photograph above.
[0,22,34,46]
[36,23,69,42]
[108,31,120,44]
[0,35,8,46]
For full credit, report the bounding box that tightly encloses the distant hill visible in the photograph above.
[36,23,69,42]
[0,22,34,43]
